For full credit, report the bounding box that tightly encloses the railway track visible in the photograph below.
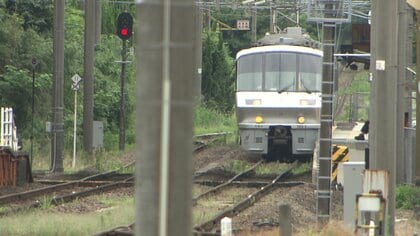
[0,162,135,216]
[96,160,308,236]
[193,161,302,233]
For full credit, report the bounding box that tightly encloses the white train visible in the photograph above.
[235,27,322,160]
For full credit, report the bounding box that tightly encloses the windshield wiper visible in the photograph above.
[277,84,293,94]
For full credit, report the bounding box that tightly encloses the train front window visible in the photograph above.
[265,53,296,92]
[237,54,263,91]
[298,54,322,92]
[236,51,321,92]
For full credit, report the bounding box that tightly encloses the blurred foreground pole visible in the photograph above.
[135,0,195,235]
[410,1,420,185]
[370,0,398,233]
[417,10,420,185]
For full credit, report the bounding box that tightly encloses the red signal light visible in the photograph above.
[117,12,133,40]
[120,28,128,36]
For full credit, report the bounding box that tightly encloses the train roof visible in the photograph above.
[236,45,323,60]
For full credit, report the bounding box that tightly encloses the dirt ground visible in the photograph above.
[193,144,420,235]
[1,144,418,235]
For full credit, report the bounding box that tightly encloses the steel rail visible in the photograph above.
[0,162,134,205]
[193,161,297,232]
[0,176,134,217]
[192,160,263,205]
[194,179,305,188]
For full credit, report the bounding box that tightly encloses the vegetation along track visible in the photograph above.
[0,162,134,216]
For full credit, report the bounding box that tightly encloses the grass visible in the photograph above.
[0,198,134,236]
[226,159,302,176]
[194,105,237,138]
[39,195,53,210]
[291,162,312,175]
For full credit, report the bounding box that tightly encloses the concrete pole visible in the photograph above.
[95,0,101,45]
[51,0,65,173]
[370,0,398,233]
[135,0,194,235]
[252,7,257,42]
[83,0,95,155]
[270,5,275,34]
[278,204,292,236]
[416,11,420,185]
[396,0,413,184]
[194,5,203,99]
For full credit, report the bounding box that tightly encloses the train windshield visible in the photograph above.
[236,52,322,92]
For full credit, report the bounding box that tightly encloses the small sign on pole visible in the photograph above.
[236,20,250,30]
[71,74,82,168]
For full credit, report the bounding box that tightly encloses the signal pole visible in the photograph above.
[119,39,127,150]
[116,12,133,151]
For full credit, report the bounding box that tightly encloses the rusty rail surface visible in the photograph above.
[0,163,134,205]
[192,160,264,205]
[193,132,231,153]
[194,179,305,188]
[0,176,133,216]
[193,162,298,232]
[94,223,134,236]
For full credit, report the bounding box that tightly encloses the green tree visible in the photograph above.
[5,0,54,34]
[202,31,235,113]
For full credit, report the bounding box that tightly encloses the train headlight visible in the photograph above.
[255,116,264,123]
[297,116,305,124]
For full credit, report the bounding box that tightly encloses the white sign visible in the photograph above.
[375,60,385,71]
[71,74,82,84]
[237,20,250,30]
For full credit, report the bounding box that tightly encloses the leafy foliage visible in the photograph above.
[5,0,54,34]
[202,31,235,113]
[396,185,420,210]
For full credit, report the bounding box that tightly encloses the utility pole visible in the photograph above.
[370,0,398,233]
[417,11,420,186]
[195,5,203,98]
[396,0,414,184]
[95,0,101,44]
[407,0,420,185]
[251,6,257,42]
[51,0,64,173]
[83,0,95,155]
[135,0,195,235]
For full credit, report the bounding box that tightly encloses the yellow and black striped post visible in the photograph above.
[331,145,349,183]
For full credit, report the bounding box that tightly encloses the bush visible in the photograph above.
[396,185,420,209]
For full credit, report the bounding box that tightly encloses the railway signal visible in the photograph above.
[117,12,133,40]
